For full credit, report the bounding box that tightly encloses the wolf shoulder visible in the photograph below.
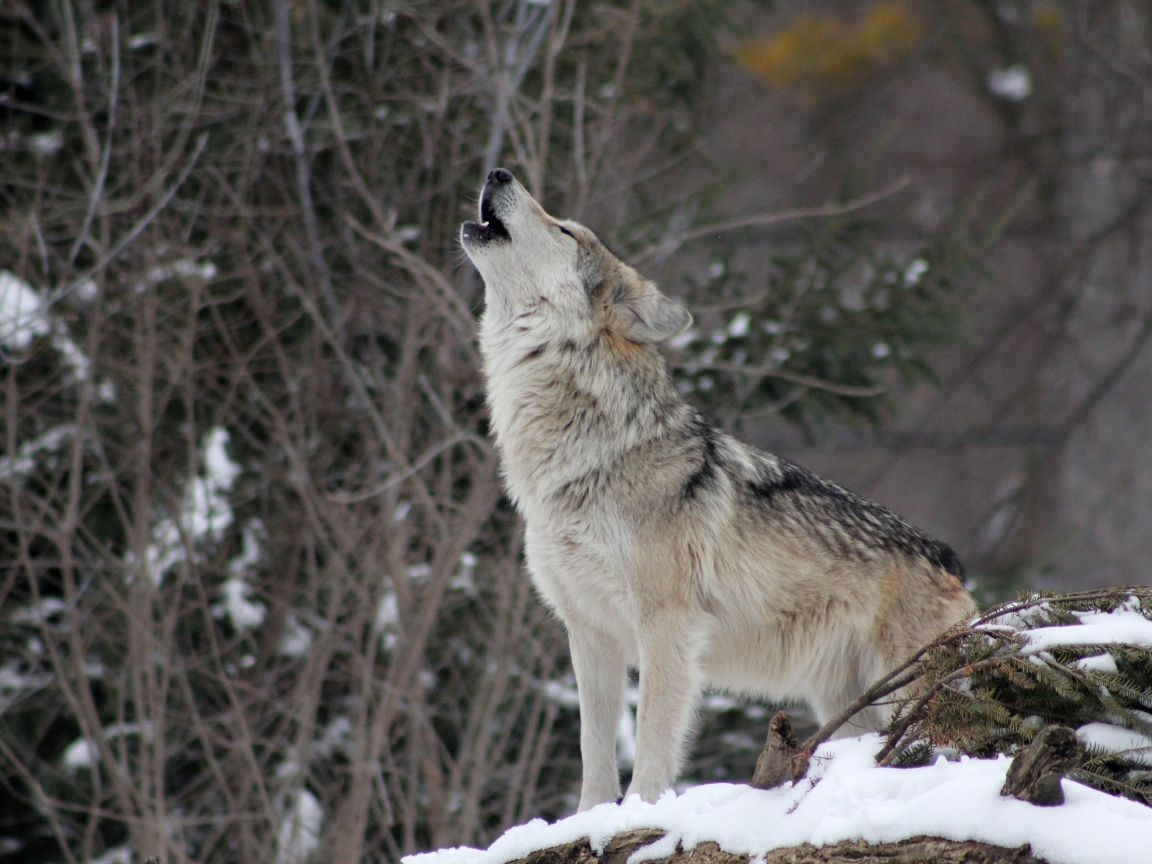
[664,420,966,582]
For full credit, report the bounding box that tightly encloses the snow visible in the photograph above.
[0,271,89,378]
[376,591,399,650]
[1024,610,1152,651]
[314,716,354,759]
[11,597,68,625]
[212,578,266,631]
[407,735,1152,864]
[29,130,63,157]
[451,552,478,593]
[902,258,929,287]
[987,65,1032,101]
[92,847,132,864]
[134,427,245,586]
[542,677,580,708]
[147,259,218,283]
[1077,723,1152,766]
[1073,652,1118,673]
[375,592,399,631]
[230,520,265,575]
[62,722,152,772]
[726,313,750,338]
[0,271,50,349]
[214,520,268,630]
[205,427,242,490]
[279,613,313,657]
[410,600,1152,864]
[616,706,636,769]
[62,738,95,772]
[277,789,323,864]
[128,33,157,50]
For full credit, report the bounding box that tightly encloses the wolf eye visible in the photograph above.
[557,225,575,238]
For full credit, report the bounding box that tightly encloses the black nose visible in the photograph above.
[488,168,513,185]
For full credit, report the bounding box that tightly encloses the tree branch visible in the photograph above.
[633,176,912,264]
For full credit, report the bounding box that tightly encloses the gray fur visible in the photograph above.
[461,171,976,810]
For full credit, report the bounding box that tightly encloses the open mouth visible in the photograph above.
[462,191,511,245]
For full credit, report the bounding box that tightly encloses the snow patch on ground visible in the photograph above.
[407,735,1152,864]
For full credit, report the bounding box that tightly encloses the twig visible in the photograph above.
[325,432,484,504]
[343,213,479,350]
[276,0,339,320]
[875,658,1005,766]
[48,132,210,307]
[68,15,119,268]
[575,0,641,219]
[680,361,887,398]
[483,1,554,175]
[786,625,975,783]
[632,176,912,264]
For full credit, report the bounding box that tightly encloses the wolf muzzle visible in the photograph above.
[461,168,514,246]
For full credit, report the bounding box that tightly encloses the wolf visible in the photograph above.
[461,168,976,811]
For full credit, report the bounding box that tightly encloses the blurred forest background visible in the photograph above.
[1,1,1150,862]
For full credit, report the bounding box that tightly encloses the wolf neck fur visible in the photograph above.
[481,313,689,509]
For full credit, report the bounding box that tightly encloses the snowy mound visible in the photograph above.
[406,734,1151,864]
[410,591,1152,864]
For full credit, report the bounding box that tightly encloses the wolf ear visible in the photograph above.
[614,283,693,344]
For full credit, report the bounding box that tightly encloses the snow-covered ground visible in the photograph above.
[408,733,1151,864]
[409,595,1152,864]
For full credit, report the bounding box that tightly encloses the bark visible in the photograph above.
[1001,726,1080,807]
[506,832,1049,864]
[750,710,800,790]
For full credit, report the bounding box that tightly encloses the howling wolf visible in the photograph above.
[461,168,975,810]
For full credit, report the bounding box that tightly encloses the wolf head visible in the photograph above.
[461,169,691,345]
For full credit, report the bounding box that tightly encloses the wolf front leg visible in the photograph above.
[626,608,704,803]
[569,626,627,811]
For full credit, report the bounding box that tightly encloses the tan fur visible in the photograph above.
[461,170,976,810]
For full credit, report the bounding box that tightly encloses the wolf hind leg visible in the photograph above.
[626,609,705,803]
[569,626,627,811]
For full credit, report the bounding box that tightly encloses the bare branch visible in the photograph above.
[633,176,913,264]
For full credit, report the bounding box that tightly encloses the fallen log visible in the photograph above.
[505,834,1049,864]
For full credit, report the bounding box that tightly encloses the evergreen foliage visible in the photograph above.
[882,588,1152,807]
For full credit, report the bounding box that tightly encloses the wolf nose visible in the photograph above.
[488,168,513,185]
